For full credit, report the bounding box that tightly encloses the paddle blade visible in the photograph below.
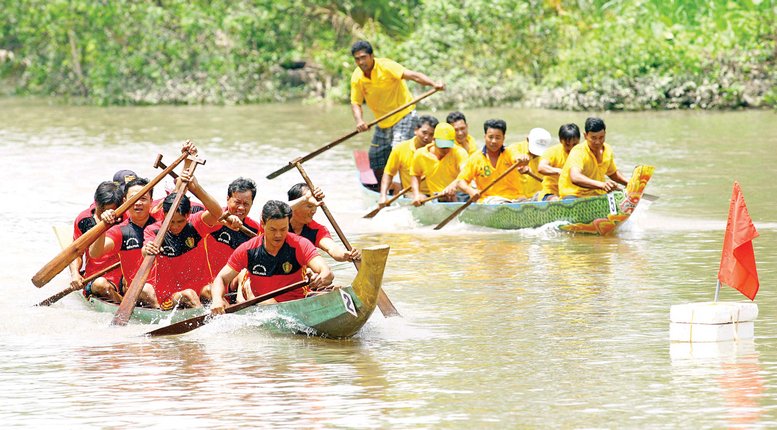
[146,314,210,336]
[363,206,384,219]
[266,163,293,180]
[36,286,79,307]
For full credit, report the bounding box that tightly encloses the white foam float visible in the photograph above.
[669,301,758,342]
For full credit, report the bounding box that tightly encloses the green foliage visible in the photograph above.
[0,0,775,109]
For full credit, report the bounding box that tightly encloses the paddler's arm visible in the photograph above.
[410,175,424,206]
[538,158,560,176]
[569,167,619,192]
[378,173,394,206]
[181,172,231,227]
[351,103,368,132]
[307,255,333,290]
[453,178,479,200]
[211,265,239,315]
[609,170,629,187]
[290,187,324,211]
[89,209,118,259]
[318,237,361,262]
[402,70,445,91]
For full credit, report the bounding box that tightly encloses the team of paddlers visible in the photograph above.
[58,39,632,314]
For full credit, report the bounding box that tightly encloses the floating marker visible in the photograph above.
[669,301,758,342]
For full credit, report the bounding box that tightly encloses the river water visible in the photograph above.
[1,97,776,428]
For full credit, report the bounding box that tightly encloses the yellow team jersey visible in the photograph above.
[384,138,429,194]
[507,140,543,196]
[457,146,527,202]
[411,144,468,194]
[558,142,618,198]
[540,144,570,197]
[350,58,414,129]
[457,135,478,155]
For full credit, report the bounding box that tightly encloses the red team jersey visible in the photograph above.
[227,233,319,302]
[204,212,260,277]
[103,216,157,291]
[144,212,221,305]
[73,207,121,286]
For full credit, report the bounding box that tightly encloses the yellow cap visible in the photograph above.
[434,123,455,148]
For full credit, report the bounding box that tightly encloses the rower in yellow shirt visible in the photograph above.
[445,119,530,203]
[537,123,581,201]
[378,115,437,207]
[446,111,478,155]
[558,117,629,198]
[507,128,553,198]
[410,123,468,205]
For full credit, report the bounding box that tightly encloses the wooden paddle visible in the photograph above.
[293,161,401,318]
[363,175,426,218]
[434,161,523,230]
[36,262,120,307]
[111,155,205,326]
[416,193,444,205]
[31,151,190,289]
[145,279,309,336]
[267,88,439,180]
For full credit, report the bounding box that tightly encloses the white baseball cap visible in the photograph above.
[528,128,553,156]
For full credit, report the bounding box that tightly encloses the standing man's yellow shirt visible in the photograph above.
[384,138,428,194]
[411,144,468,194]
[540,144,570,197]
[457,146,526,202]
[350,58,414,129]
[558,142,618,197]
[508,140,543,195]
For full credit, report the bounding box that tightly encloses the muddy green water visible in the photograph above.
[1,97,776,428]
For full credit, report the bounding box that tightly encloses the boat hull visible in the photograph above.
[355,150,654,235]
[80,245,390,339]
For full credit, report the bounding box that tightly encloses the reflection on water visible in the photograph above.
[1,99,776,428]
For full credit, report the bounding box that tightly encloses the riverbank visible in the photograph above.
[1,1,775,110]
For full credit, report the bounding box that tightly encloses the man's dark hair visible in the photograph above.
[559,123,581,141]
[262,200,293,223]
[228,177,257,200]
[416,115,439,130]
[124,177,152,199]
[483,119,507,134]
[287,183,309,201]
[584,117,606,133]
[351,40,373,56]
[446,111,467,124]
[162,192,191,215]
[94,181,123,209]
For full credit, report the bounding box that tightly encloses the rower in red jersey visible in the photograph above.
[142,169,241,310]
[209,200,333,315]
[71,181,123,302]
[89,176,160,307]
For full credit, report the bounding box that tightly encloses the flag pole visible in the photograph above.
[714,279,721,302]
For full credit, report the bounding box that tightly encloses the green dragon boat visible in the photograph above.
[80,245,390,338]
[355,150,655,235]
[51,224,390,338]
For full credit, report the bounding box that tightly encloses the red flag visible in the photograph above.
[718,182,760,300]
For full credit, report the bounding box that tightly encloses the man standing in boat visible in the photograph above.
[350,40,445,182]
[445,119,531,203]
[89,177,161,307]
[410,122,469,205]
[558,117,629,198]
[537,123,581,201]
[377,114,438,207]
[287,183,361,263]
[141,169,242,310]
[209,200,334,315]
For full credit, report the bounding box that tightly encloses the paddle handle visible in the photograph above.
[146,279,309,336]
[293,162,400,318]
[31,151,190,288]
[434,161,523,230]
[267,88,439,180]
[111,155,205,326]
[36,261,121,307]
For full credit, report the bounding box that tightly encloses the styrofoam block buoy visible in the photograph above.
[669,302,758,342]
